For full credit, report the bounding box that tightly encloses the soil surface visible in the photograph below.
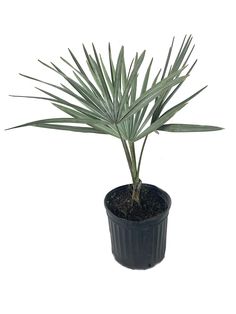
[106,184,168,221]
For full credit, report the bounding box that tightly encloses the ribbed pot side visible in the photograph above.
[105,184,171,270]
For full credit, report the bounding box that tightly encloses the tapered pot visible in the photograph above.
[104,184,171,269]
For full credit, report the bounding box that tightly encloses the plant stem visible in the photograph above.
[137,135,148,178]
[128,141,142,203]
[115,124,135,182]
[131,178,142,204]
[131,136,148,203]
[116,126,149,205]
[128,141,137,179]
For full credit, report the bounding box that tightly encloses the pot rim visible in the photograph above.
[104,183,171,226]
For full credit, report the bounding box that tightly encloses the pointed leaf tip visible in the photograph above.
[157,123,223,132]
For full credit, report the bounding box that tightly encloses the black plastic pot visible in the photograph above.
[104,184,171,269]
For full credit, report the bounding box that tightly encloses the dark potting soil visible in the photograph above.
[106,184,168,221]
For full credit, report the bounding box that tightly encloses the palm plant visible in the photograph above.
[9,35,222,204]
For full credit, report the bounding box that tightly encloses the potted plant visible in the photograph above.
[8,35,222,269]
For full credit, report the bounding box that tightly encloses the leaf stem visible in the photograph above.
[115,124,135,182]
[137,135,148,177]
[128,141,138,181]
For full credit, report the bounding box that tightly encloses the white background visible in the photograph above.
[1,0,235,313]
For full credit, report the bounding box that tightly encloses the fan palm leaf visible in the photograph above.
[8,36,222,202]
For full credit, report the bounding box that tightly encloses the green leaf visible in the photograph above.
[127,58,135,78]
[114,46,124,117]
[92,43,113,103]
[19,73,104,115]
[131,58,154,137]
[6,118,82,130]
[6,117,117,136]
[141,58,153,94]
[161,37,174,80]
[6,117,110,135]
[9,94,54,101]
[29,123,106,133]
[158,124,223,132]
[50,62,105,110]
[152,68,162,86]
[38,59,57,72]
[151,36,195,122]
[135,101,189,141]
[68,48,86,74]
[84,54,110,98]
[61,55,104,101]
[35,87,105,120]
[152,79,205,123]
[175,35,187,60]
[50,103,115,135]
[157,60,198,108]
[19,73,61,90]
[82,46,114,119]
[51,103,83,118]
[63,52,106,102]
[39,58,111,119]
[99,54,114,97]
[120,71,187,122]
[172,35,193,72]
[117,51,146,120]
[10,39,222,147]
[121,56,127,93]
[108,43,116,84]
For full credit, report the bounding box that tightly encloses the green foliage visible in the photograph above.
[9,35,221,139]
[8,35,222,201]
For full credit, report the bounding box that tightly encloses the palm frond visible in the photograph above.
[9,37,221,143]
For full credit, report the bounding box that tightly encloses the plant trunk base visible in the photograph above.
[132,179,142,204]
